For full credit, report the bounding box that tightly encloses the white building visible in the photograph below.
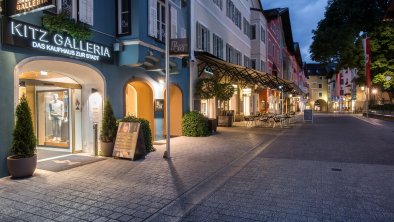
[190,0,268,117]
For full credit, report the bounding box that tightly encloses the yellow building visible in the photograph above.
[305,64,329,112]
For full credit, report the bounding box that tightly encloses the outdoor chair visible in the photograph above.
[259,115,271,127]
[272,116,283,128]
[244,116,254,127]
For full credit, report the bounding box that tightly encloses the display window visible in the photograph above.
[36,90,70,148]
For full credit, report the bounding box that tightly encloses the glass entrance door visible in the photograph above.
[36,90,70,149]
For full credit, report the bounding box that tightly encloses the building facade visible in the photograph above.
[305,63,329,111]
[0,0,190,177]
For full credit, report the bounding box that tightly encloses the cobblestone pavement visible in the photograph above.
[0,114,394,222]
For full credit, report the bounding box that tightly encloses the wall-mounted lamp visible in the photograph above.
[159,79,164,85]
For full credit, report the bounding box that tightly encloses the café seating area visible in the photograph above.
[243,111,297,128]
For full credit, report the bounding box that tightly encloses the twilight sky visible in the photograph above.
[262,0,329,63]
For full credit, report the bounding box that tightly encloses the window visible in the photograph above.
[213,34,223,59]
[251,25,256,40]
[148,0,166,42]
[235,50,242,65]
[226,0,241,29]
[260,26,265,43]
[319,92,322,97]
[340,90,344,95]
[79,0,94,25]
[243,18,250,38]
[260,60,265,72]
[197,22,210,52]
[319,76,323,80]
[251,59,256,70]
[226,44,234,63]
[117,0,131,35]
[244,56,250,68]
[340,79,344,85]
[51,0,93,25]
[213,0,222,9]
[318,84,322,88]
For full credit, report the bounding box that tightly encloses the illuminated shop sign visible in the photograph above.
[2,18,113,63]
[6,0,56,17]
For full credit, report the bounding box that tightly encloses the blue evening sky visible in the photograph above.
[261,0,329,63]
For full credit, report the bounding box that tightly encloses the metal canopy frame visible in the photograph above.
[195,51,303,94]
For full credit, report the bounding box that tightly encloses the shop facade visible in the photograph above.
[0,0,190,177]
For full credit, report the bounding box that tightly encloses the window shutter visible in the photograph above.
[148,0,157,37]
[78,0,93,25]
[207,29,210,53]
[196,23,201,49]
[170,5,177,39]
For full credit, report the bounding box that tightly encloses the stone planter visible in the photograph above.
[7,155,37,179]
[101,142,114,157]
[218,115,233,127]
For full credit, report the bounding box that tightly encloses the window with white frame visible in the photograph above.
[244,56,250,68]
[52,0,93,26]
[243,18,250,38]
[235,50,242,65]
[213,34,223,59]
[213,0,222,10]
[261,26,266,43]
[251,59,256,70]
[226,44,234,63]
[148,0,166,42]
[197,22,210,52]
[260,60,266,72]
[226,0,241,29]
[117,0,131,35]
[251,25,256,40]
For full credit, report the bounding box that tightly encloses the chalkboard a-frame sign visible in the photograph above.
[113,122,146,160]
[303,109,313,123]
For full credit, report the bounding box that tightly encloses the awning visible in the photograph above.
[195,51,302,94]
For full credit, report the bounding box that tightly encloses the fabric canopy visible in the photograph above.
[195,51,303,94]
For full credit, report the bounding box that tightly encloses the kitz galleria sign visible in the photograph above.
[2,18,113,63]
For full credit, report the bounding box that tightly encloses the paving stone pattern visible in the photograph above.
[0,114,393,222]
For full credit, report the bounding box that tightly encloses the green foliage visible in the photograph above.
[310,0,390,68]
[370,23,394,90]
[195,78,216,99]
[11,95,36,158]
[216,82,235,101]
[195,78,235,105]
[120,116,154,153]
[100,99,117,143]
[42,13,91,40]
[369,104,394,111]
[182,111,209,137]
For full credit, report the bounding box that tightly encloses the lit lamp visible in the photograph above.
[372,88,378,105]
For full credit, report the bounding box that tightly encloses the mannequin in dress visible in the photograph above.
[49,93,64,141]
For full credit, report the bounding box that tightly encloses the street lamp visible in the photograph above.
[278,85,283,114]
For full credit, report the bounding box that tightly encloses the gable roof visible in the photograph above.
[263,8,295,55]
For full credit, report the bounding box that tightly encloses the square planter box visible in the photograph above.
[218,116,233,127]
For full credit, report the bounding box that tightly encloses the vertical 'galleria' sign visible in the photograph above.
[6,0,56,17]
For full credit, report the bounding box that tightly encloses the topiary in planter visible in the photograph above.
[120,116,154,153]
[11,95,36,158]
[8,95,37,178]
[100,99,117,143]
[182,111,209,137]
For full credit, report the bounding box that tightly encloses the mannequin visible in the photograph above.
[49,93,64,141]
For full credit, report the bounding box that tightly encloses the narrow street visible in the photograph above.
[0,114,393,222]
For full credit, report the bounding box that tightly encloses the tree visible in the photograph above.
[370,22,394,100]
[11,95,36,158]
[310,0,390,74]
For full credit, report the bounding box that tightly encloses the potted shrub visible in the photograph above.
[182,111,210,137]
[7,95,37,178]
[100,99,117,157]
